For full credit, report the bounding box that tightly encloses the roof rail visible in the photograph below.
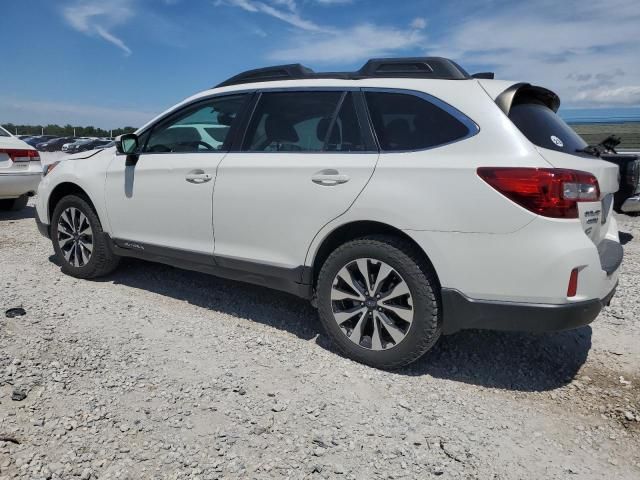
[214,57,472,88]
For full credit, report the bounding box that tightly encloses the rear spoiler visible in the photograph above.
[495,83,561,114]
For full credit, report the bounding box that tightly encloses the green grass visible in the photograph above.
[570,122,640,150]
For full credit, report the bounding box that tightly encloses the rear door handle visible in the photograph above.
[185,170,212,184]
[311,169,350,186]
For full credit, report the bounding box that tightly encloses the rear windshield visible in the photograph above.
[509,103,587,154]
[0,126,11,137]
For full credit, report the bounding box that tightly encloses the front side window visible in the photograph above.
[144,94,249,153]
[365,91,471,151]
[243,91,365,152]
[508,103,587,154]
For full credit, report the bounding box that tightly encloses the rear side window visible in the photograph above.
[365,91,471,151]
[242,91,366,152]
[509,103,587,153]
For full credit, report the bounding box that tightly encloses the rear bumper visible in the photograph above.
[0,172,41,199]
[441,285,617,334]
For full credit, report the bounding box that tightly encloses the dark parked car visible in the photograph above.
[37,137,77,152]
[24,135,57,148]
[66,138,115,153]
[602,153,639,214]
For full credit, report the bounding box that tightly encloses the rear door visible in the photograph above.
[212,90,378,272]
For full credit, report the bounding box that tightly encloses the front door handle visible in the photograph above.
[185,170,213,184]
[311,169,350,186]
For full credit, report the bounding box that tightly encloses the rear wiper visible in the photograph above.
[576,134,621,157]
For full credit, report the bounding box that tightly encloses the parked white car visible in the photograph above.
[35,57,623,368]
[0,125,41,211]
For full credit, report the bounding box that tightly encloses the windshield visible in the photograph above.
[0,126,11,137]
[509,103,587,154]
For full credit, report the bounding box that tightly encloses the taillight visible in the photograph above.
[477,167,600,218]
[0,148,41,163]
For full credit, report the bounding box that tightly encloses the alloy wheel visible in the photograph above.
[330,258,414,351]
[57,207,93,267]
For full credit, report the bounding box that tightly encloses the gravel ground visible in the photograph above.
[0,197,638,479]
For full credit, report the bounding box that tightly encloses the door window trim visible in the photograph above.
[361,87,480,153]
[236,88,378,154]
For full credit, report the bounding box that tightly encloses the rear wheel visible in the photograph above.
[0,195,29,211]
[51,195,120,279]
[316,235,441,369]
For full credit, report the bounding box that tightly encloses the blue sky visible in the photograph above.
[1,0,639,128]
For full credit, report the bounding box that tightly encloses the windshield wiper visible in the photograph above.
[576,134,621,157]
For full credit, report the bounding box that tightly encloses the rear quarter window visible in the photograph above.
[365,91,472,152]
[508,103,587,153]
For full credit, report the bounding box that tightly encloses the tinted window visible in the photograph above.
[243,91,349,152]
[509,103,587,153]
[365,91,470,151]
[145,94,248,153]
[325,93,366,152]
[0,126,11,137]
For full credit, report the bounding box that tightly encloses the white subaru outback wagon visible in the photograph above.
[36,57,623,369]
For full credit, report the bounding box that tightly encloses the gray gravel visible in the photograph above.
[0,200,638,479]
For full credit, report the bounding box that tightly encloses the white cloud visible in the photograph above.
[216,0,326,32]
[432,0,640,107]
[218,0,427,63]
[269,23,426,64]
[410,17,426,30]
[574,86,640,105]
[62,0,134,55]
[313,0,353,4]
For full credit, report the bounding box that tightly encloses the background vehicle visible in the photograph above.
[0,125,41,211]
[24,135,57,148]
[61,138,90,152]
[67,138,112,153]
[37,136,76,152]
[602,153,639,214]
[35,57,623,369]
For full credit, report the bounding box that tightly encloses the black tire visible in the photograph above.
[0,195,28,211]
[51,195,120,279]
[316,235,441,370]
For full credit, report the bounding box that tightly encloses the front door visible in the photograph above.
[105,93,250,255]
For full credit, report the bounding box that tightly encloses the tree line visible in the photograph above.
[2,123,137,138]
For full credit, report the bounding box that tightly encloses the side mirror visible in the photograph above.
[116,133,139,155]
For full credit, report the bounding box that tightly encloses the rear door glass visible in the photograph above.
[242,91,343,152]
[508,103,588,153]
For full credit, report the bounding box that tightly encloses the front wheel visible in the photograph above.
[51,195,120,279]
[316,235,441,369]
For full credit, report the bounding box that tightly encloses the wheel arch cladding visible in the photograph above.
[311,220,441,289]
[48,183,97,223]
